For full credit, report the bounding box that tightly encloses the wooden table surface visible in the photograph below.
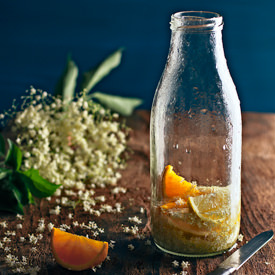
[0,111,274,275]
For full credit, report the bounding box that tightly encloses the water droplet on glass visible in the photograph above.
[223,145,227,150]
[185,148,191,154]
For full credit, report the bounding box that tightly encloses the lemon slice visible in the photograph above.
[166,214,210,236]
[188,187,230,224]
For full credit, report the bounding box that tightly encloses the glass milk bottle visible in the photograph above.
[150,11,242,257]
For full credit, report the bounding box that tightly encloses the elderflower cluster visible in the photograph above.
[9,87,128,189]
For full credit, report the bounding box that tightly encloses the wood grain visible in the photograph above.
[0,111,274,275]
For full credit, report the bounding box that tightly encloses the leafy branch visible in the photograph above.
[54,48,143,116]
[0,133,61,214]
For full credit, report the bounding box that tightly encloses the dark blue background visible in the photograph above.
[1,0,274,113]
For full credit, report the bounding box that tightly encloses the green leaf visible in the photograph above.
[90,92,143,116]
[19,169,61,198]
[13,171,32,205]
[81,48,123,93]
[5,139,22,170]
[10,184,25,209]
[28,191,35,204]
[0,185,24,214]
[0,168,12,180]
[55,55,79,102]
[0,133,5,156]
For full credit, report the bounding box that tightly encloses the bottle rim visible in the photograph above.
[170,11,224,32]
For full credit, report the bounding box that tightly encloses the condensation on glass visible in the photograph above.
[150,11,242,257]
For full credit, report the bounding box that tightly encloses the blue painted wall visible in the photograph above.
[1,0,274,113]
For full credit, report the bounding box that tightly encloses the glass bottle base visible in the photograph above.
[154,240,231,257]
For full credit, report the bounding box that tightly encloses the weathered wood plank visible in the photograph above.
[0,111,274,274]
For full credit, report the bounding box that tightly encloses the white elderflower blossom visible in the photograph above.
[11,89,128,191]
[60,224,71,231]
[238,233,244,242]
[68,213,74,219]
[172,260,179,268]
[100,204,113,213]
[109,240,116,249]
[36,225,45,233]
[122,226,130,233]
[175,198,185,206]
[128,244,135,251]
[95,195,106,202]
[181,260,190,269]
[128,225,139,235]
[88,221,98,229]
[19,237,25,242]
[49,205,61,215]
[89,209,101,216]
[47,223,54,232]
[30,247,38,253]
[16,224,23,230]
[28,234,38,245]
[4,231,16,236]
[3,237,11,243]
[0,221,8,228]
[115,202,123,213]
[128,216,142,224]
[4,247,11,252]
[111,187,127,194]
[98,228,104,233]
[5,254,16,264]
[61,197,69,205]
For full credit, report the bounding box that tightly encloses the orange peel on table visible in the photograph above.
[162,165,201,198]
[51,227,108,271]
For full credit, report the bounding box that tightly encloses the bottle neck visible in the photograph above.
[168,11,226,70]
[169,29,226,67]
[170,11,223,32]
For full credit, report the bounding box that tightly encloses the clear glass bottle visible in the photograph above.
[150,11,242,257]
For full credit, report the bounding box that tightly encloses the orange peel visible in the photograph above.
[163,165,201,198]
[51,227,108,271]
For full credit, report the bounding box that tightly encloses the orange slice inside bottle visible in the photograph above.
[163,165,201,198]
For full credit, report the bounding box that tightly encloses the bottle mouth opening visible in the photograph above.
[170,11,223,32]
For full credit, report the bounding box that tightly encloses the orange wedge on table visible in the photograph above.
[51,227,108,271]
[163,165,201,198]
